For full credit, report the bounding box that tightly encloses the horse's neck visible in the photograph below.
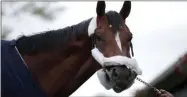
[55,57,101,97]
[22,39,101,97]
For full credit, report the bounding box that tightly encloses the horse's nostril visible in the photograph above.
[113,68,118,76]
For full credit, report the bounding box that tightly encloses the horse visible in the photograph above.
[1,1,142,97]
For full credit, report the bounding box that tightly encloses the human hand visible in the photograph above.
[156,89,174,97]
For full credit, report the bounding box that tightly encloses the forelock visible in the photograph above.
[105,11,123,34]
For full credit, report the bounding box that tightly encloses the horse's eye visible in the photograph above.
[120,25,124,29]
[95,34,104,42]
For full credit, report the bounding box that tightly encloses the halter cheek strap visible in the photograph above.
[130,42,134,57]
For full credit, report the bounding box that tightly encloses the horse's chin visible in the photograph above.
[113,86,124,93]
[112,82,133,93]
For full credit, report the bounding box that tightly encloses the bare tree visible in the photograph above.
[1,2,66,40]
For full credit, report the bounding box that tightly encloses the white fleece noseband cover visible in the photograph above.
[91,47,142,75]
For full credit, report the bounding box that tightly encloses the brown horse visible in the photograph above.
[1,1,141,97]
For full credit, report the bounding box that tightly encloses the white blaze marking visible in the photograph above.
[115,32,122,52]
[88,18,123,52]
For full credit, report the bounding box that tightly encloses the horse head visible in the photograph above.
[88,1,142,93]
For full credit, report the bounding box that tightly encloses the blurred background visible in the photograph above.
[1,1,187,97]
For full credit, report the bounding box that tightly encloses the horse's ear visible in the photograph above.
[120,1,131,20]
[96,1,106,17]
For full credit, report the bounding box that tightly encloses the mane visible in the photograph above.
[16,11,124,55]
[16,18,92,55]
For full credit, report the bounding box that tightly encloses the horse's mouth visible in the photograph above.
[113,86,124,93]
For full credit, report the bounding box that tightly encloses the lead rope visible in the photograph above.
[136,77,159,92]
[130,42,160,92]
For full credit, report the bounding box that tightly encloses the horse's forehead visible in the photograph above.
[105,11,123,33]
[88,11,128,37]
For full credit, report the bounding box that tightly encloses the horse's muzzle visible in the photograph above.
[104,65,137,93]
